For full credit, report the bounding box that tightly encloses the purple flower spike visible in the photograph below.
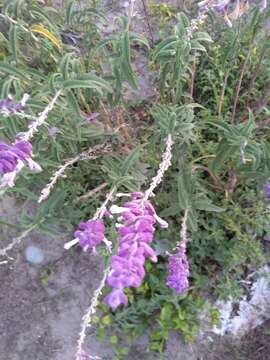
[167,241,189,294]
[0,140,32,174]
[74,219,105,250]
[263,182,270,201]
[105,197,168,310]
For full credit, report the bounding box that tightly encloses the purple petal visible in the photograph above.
[104,289,128,310]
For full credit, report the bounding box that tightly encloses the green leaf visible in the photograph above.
[159,203,180,217]
[64,89,81,118]
[159,63,170,96]
[121,31,137,89]
[14,0,24,18]
[109,335,118,345]
[211,140,238,172]
[192,32,212,43]
[74,8,107,24]
[160,303,174,323]
[187,209,198,232]
[59,53,74,80]
[177,165,192,209]
[9,24,18,63]
[65,0,75,26]
[29,6,58,28]
[152,35,178,60]
[102,315,112,325]
[90,36,117,59]
[33,189,66,224]
[129,32,149,48]
[117,347,129,356]
[193,199,225,212]
[0,62,29,80]
[121,146,141,176]
[61,77,112,94]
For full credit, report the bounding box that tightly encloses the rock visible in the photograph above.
[25,245,44,264]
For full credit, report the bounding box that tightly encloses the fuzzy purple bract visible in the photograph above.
[166,241,189,294]
[0,140,32,174]
[74,219,105,250]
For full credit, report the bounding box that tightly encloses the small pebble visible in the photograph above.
[25,245,44,264]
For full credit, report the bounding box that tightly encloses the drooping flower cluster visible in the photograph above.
[0,94,29,116]
[166,241,189,293]
[0,91,61,188]
[263,181,270,201]
[104,192,168,310]
[72,133,173,355]
[0,139,41,188]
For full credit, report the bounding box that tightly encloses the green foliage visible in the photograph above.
[97,260,205,357]
[152,13,212,102]
[91,15,149,104]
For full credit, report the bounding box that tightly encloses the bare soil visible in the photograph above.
[1,196,270,360]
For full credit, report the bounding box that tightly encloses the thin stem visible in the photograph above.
[0,14,39,41]
[38,143,111,203]
[115,108,131,143]
[142,134,173,202]
[180,209,189,244]
[127,0,136,30]
[141,0,154,47]
[93,186,116,219]
[231,46,252,123]
[247,47,267,105]
[0,224,38,259]
[217,68,230,118]
[23,91,61,141]
[189,58,197,100]
[192,164,224,191]
[75,182,108,203]
[75,267,110,360]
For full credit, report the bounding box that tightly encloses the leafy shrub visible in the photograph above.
[0,1,270,359]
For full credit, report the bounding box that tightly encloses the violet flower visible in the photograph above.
[264,182,270,201]
[0,139,42,188]
[74,219,106,251]
[166,241,189,294]
[0,140,32,174]
[85,112,100,123]
[0,94,29,116]
[104,192,168,310]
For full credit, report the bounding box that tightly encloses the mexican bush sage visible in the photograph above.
[104,192,168,310]
[74,220,106,251]
[167,210,190,293]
